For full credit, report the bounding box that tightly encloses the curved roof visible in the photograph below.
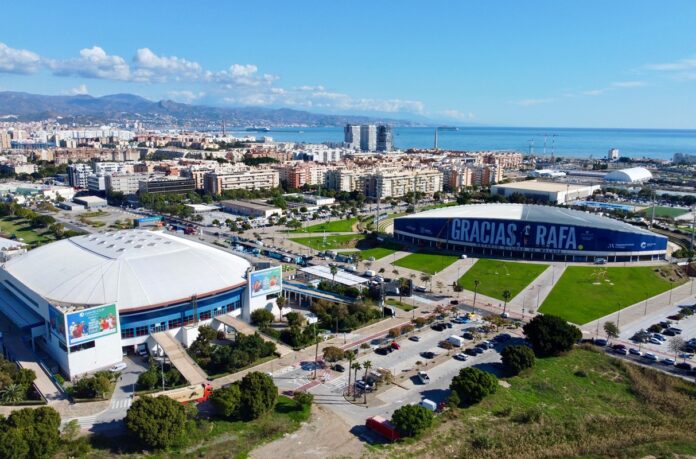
[397,203,658,236]
[3,230,250,312]
[604,167,652,183]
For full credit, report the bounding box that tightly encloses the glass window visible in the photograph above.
[168,318,182,329]
[135,326,149,337]
[183,315,194,326]
[121,328,135,339]
[199,311,211,321]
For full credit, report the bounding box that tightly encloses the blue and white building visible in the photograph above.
[0,230,281,379]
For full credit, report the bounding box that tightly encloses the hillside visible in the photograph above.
[0,91,419,128]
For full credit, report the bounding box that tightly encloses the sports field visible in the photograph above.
[289,234,365,250]
[641,206,689,218]
[290,217,358,233]
[540,266,682,324]
[394,252,459,274]
[458,259,548,301]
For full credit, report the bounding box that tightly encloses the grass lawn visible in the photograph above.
[640,206,689,218]
[345,243,403,261]
[386,298,417,311]
[540,265,683,324]
[394,251,459,274]
[290,217,358,233]
[290,233,366,250]
[0,216,53,245]
[457,259,548,301]
[388,348,696,458]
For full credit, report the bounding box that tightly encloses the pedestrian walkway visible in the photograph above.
[3,333,65,402]
[507,264,566,314]
[110,398,132,410]
[151,332,208,384]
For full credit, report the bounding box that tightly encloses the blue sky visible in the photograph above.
[1,0,695,128]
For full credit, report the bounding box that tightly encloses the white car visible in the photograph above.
[109,362,127,373]
[417,371,431,384]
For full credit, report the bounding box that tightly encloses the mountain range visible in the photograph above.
[0,91,421,128]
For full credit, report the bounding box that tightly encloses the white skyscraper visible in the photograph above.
[360,124,377,151]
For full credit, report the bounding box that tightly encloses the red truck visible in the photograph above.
[184,226,197,235]
[366,415,400,442]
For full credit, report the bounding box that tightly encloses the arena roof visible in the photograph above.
[398,203,658,236]
[491,180,595,193]
[3,229,250,312]
[604,167,652,183]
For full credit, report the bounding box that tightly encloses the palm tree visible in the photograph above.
[276,296,286,322]
[473,279,480,313]
[346,351,355,394]
[330,265,338,286]
[362,360,373,404]
[502,289,511,315]
[392,269,400,277]
[351,362,362,399]
[0,383,24,404]
[353,253,363,269]
[420,274,432,292]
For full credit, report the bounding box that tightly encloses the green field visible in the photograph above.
[290,218,358,233]
[0,216,53,245]
[394,252,459,274]
[641,206,689,218]
[388,348,696,458]
[540,266,682,324]
[290,234,365,250]
[345,243,402,261]
[458,259,548,301]
[385,298,417,311]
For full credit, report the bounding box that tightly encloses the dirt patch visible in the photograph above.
[250,404,365,459]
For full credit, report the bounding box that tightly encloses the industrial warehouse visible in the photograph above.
[394,204,668,262]
[0,230,282,379]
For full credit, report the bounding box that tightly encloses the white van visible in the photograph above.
[419,398,437,412]
[345,265,357,273]
[364,270,377,277]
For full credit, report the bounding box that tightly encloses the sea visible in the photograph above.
[228,127,696,161]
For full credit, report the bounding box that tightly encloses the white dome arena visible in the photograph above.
[3,229,250,312]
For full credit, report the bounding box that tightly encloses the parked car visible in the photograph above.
[332,364,346,372]
[464,348,478,356]
[649,337,662,345]
[375,347,392,355]
[450,300,459,305]
[390,341,401,350]
[663,329,677,337]
[462,332,475,340]
[661,358,676,366]
[642,352,658,362]
[667,327,683,335]
[614,348,628,355]
[500,312,510,318]
[473,346,485,355]
[417,372,431,384]
[675,362,693,371]
[593,338,608,346]
[652,333,666,341]
[629,348,642,356]
[409,336,422,342]
[420,351,437,359]
[109,362,128,373]
[356,380,374,392]
[453,353,468,361]
[612,344,626,350]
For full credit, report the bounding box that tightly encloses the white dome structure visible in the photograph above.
[604,167,652,183]
[3,229,250,312]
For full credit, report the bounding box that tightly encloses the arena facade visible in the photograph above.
[394,204,667,262]
[0,230,281,379]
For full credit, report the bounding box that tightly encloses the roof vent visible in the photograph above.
[135,245,143,249]
[117,248,125,252]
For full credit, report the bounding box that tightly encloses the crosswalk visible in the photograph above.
[110,398,132,410]
[62,415,97,429]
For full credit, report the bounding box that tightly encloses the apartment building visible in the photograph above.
[67,163,91,188]
[366,169,443,199]
[138,177,196,194]
[105,174,150,195]
[325,169,366,193]
[203,169,279,194]
[0,131,11,150]
[442,165,502,191]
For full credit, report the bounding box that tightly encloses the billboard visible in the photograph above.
[48,305,66,343]
[66,303,119,346]
[395,217,668,254]
[249,266,282,298]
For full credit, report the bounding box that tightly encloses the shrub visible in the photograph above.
[238,372,277,420]
[293,391,314,406]
[388,327,401,338]
[391,404,433,437]
[125,396,187,449]
[0,406,61,458]
[251,309,275,326]
[523,314,581,357]
[400,324,415,334]
[322,346,345,362]
[471,434,496,450]
[514,406,543,424]
[647,324,662,333]
[501,345,536,375]
[450,367,498,406]
[211,384,241,419]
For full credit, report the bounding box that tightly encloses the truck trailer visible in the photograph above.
[366,415,400,442]
[159,383,213,404]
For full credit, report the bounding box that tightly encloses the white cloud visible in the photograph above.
[0,42,41,74]
[513,97,555,106]
[49,46,130,80]
[645,56,696,71]
[611,80,645,88]
[167,90,205,103]
[207,64,278,87]
[581,88,608,96]
[441,109,474,121]
[69,84,89,95]
[132,48,202,82]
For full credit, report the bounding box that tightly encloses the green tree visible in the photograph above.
[450,367,498,406]
[238,372,277,420]
[293,391,314,406]
[2,406,61,459]
[330,265,338,286]
[0,383,25,403]
[603,321,620,340]
[501,345,536,375]
[284,311,305,327]
[322,346,345,362]
[137,369,159,391]
[210,383,242,419]
[502,289,511,315]
[0,428,29,459]
[251,308,275,326]
[391,404,434,437]
[125,396,187,449]
[523,314,582,357]
[197,325,218,342]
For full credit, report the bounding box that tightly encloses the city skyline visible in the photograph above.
[1,1,696,128]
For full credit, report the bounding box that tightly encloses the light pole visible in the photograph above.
[644,296,648,316]
[472,280,480,315]
[669,281,674,305]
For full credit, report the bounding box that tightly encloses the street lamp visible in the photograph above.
[669,280,674,305]
[472,279,480,315]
